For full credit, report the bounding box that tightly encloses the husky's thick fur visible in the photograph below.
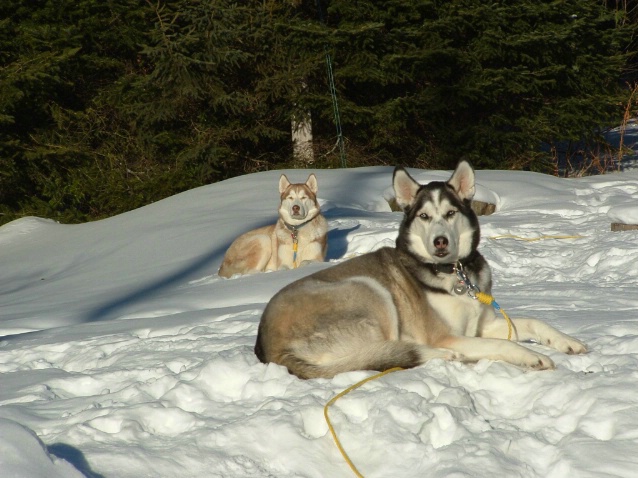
[219,173,328,278]
[255,161,586,379]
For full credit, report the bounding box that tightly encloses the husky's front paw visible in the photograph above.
[544,333,587,355]
[519,351,555,370]
[439,348,465,362]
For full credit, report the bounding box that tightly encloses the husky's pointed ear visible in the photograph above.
[447,161,475,201]
[305,173,318,193]
[279,174,291,194]
[393,166,420,210]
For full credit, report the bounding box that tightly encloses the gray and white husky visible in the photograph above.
[255,161,586,379]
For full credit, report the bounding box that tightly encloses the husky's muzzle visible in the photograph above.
[429,221,457,259]
[289,200,307,219]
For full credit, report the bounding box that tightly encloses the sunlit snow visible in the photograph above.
[1,166,638,477]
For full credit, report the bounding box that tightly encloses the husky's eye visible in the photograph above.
[446,210,457,218]
[419,213,429,220]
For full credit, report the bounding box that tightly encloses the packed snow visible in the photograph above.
[1,165,638,478]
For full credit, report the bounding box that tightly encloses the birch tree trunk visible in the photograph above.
[292,112,314,165]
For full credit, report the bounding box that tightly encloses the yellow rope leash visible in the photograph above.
[291,230,299,268]
[454,263,514,341]
[487,234,584,242]
[476,291,514,340]
[324,367,404,478]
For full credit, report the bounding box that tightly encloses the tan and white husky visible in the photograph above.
[255,161,587,379]
[218,173,328,278]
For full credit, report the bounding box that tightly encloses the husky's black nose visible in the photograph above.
[434,236,448,250]
[292,205,300,215]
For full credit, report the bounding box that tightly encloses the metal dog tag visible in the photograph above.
[454,282,468,295]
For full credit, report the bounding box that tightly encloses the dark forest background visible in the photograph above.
[1,0,636,224]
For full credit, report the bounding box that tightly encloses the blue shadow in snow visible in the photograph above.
[47,443,106,478]
[83,218,278,324]
[326,224,360,260]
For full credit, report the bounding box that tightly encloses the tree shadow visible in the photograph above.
[83,218,279,323]
[48,443,106,478]
[83,242,230,323]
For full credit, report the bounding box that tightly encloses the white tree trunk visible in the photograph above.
[292,112,314,165]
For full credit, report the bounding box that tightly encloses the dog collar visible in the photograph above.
[429,261,480,297]
[431,262,457,274]
[283,219,312,232]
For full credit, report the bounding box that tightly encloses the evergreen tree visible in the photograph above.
[0,0,151,221]
[323,0,635,169]
[0,0,318,222]
[0,0,635,225]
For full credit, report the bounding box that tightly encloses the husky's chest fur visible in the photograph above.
[272,216,327,270]
[427,288,485,337]
[390,250,491,340]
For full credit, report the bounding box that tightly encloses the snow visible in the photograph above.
[1,165,638,477]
